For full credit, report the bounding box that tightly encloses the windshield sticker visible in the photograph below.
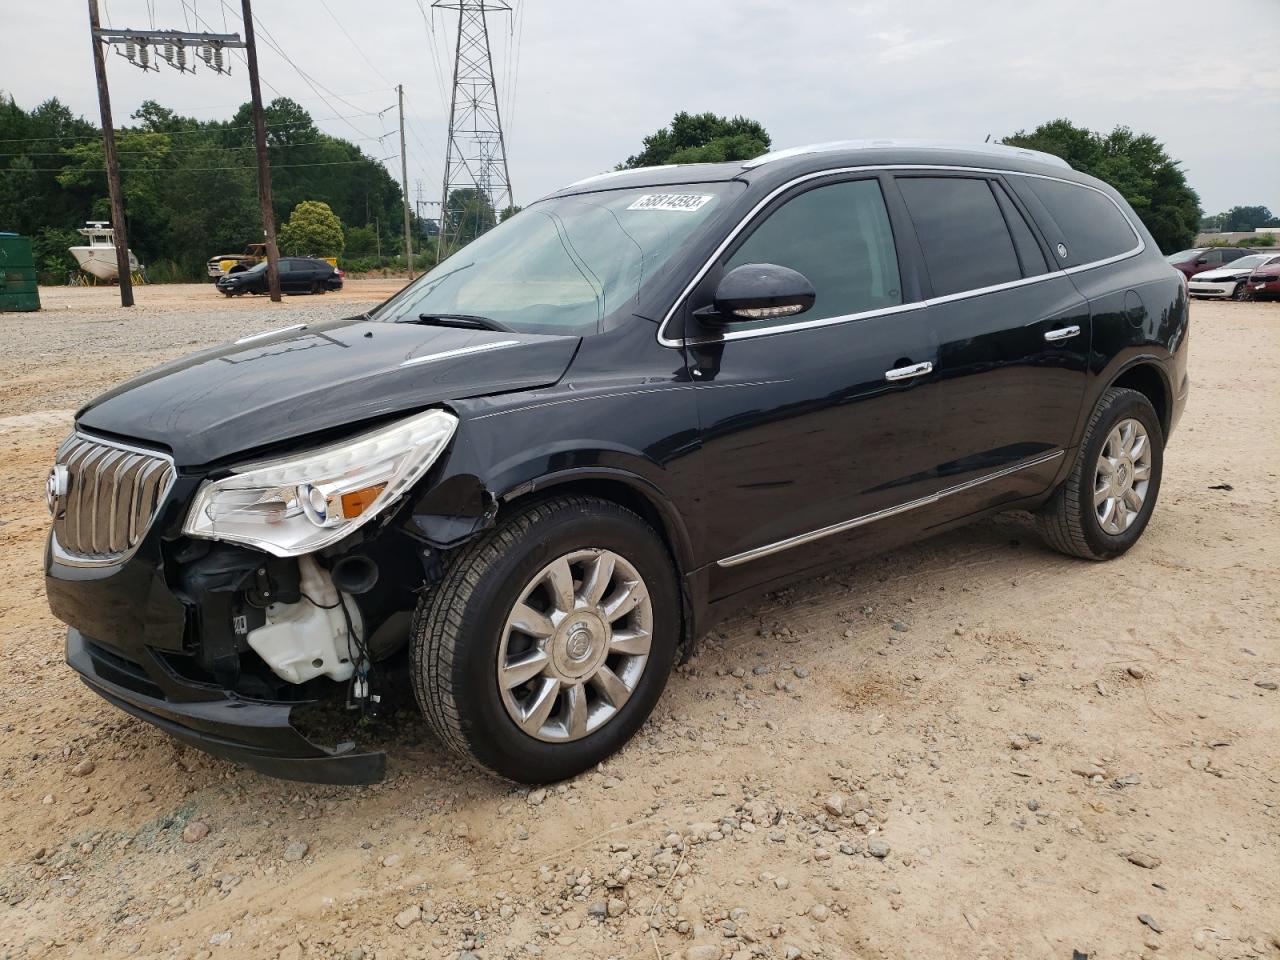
[626,194,713,212]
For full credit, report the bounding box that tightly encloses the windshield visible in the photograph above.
[1231,254,1270,271]
[246,260,268,274]
[372,183,736,335]
[1165,249,1202,262]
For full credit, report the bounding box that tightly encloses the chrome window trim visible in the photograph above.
[657,164,1145,348]
[716,449,1065,568]
[49,432,178,569]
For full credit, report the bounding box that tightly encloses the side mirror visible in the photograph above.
[697,263,816,325]
[1195,257,1207,264]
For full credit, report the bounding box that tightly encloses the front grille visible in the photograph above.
[52,433,175,564]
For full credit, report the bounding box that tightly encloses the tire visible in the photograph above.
[1231,281,1247,301]
[311,281,324,295]
[411,495,680,782]
[1037,387,1164,560]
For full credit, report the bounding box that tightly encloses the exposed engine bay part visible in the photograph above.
[247,555,363,685]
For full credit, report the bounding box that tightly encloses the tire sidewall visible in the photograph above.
[445,504,679,782]
[1077,392,1164,559]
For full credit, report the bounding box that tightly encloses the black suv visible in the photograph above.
[44,141,1189,785]
[216,256,343,296]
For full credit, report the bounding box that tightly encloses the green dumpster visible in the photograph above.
[0,232,41,312]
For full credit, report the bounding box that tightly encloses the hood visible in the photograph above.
[1191,267,1251,281]
[76,317,580,466]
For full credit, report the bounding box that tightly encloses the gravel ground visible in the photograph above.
[0,287,1277,960]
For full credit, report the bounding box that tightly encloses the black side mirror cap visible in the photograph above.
[698,263,816,326]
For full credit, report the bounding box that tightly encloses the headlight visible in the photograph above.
[184,408,458,556]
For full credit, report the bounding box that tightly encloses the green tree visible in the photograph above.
[278,200,345,257]
[0,93,402,280]
[620,111,771,169]
[499,204,522,222]
[445,188,496,249]
[1218,205,1278,232]
[1003,119,1202,253]
[343,224,379,259]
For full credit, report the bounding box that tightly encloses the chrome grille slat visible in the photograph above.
[51,434,175,565]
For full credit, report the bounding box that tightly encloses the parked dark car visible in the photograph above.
[44,140,1189,785]
[215,256,343,296]
[1245,258,1280,300]
[1165,246,1251,279]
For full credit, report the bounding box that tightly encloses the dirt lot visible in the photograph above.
[0,285,1277,960]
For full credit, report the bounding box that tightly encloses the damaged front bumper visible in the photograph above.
[67,629,386,785]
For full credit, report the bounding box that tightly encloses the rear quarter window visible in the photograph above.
[1021,178,1140,264]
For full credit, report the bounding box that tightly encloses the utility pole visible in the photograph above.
[241,0,281,302]
[434,0,514,260]
[87,0,133,307]
[398,84,413,280]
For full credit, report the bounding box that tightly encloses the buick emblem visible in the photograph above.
[46,464,69,519]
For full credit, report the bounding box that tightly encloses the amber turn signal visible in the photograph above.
[339,483,387,518]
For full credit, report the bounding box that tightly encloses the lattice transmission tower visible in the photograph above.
[433,0,514,258]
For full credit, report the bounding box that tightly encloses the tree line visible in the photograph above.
[0,93,420,281]
[3,95,1268,285]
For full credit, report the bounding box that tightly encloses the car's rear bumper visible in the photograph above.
[67,628,385,785]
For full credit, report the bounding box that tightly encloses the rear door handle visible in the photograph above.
[1044,325,1081,342]
[884,360,933,382]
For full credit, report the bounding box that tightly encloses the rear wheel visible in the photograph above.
[1037,387,1164,560]
[411,496,680,782]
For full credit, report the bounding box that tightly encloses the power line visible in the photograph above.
[26,156,398,174]
[0,111,389,145]
[1,135,392,158]
[316,0,393,88]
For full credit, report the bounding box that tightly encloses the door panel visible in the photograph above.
[682,176,939,599]
[893,173,1091,505]
[926,277,1090,495]
[688,311,938,598]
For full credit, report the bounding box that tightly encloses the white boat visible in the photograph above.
[69,222,141,281]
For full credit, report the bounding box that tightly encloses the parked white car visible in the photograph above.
[1188,253,1280,300]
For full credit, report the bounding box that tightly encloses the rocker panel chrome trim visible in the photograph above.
[715,449,1066,568]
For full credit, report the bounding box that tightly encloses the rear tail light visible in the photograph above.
[336,268,344,278]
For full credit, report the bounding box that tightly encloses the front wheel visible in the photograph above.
[1037,386,1164,560]
[411,496,680,783]
[1232,281,1247,301]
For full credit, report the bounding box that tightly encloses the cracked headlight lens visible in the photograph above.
[184,408,458,556]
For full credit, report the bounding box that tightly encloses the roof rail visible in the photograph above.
[566,164,679,188]
[742,139,1071,171]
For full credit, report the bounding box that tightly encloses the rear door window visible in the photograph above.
[723,178,902,328]
[991,181,1048,277]
[1019,177,1140,263]
[896,176,1022,297]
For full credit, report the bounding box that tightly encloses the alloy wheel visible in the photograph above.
[497,549,653,743]
[1094,417,1153,535]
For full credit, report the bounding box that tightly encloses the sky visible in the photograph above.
[3,0,1278,218]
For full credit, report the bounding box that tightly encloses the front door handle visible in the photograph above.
[1044,325,1081,342]
[884,360,933,382]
